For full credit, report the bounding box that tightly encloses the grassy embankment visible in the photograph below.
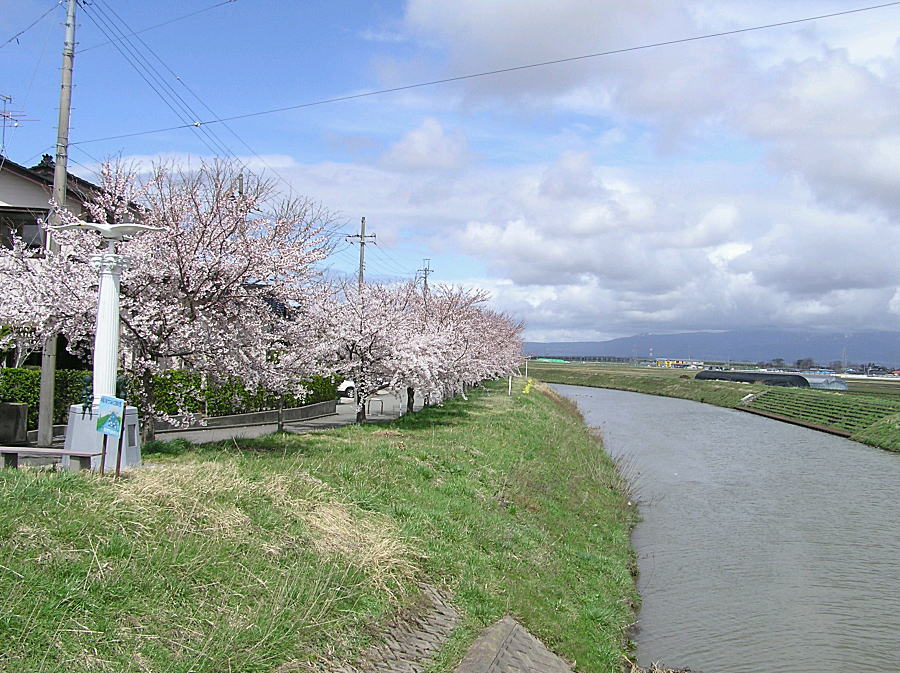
[0,379,640,673]
[531,361,900,452]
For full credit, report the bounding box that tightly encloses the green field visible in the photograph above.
[0,380,641,673]
[530,361,900,452]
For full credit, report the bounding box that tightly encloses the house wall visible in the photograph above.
[0,169,83,211]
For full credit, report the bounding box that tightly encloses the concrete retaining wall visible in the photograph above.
[155,399,337,433]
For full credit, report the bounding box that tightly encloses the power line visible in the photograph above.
[71,1,900,146]
[93,0,244,163]
[0,1,63,50]
[79,2,237,161]
[85,0,297,197]
[77,0,238,53]
[371,242,414,276]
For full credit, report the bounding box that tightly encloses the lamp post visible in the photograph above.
[54,221,162,469]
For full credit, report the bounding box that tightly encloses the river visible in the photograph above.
[551,384,900,673]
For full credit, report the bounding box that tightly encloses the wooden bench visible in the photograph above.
[0,446,103,471]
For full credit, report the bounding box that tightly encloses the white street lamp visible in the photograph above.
[54,221,162,470]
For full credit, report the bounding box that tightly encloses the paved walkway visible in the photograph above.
[157,391,421,442]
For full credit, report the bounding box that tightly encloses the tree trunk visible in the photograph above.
[406,387,414,414]
[355,390,366,423]
[140,367,156,443]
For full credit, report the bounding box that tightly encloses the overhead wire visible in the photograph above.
[77,0,238,53]
[0,1,63,50]
[79,1,238,161]
[83,0,298,198]
[92,2,280,184]
[371,242,415,277]
[70,1,900,146]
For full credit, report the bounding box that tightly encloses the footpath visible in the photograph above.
[157,390,415,442]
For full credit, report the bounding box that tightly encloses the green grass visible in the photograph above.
[530,362,900,452]
[745,388,900,441]
[0,380,639,672]
[529,361,765,407]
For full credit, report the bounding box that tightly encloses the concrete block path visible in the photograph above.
[453,616,574,673]
[333,584,459,673]
[331,582,573,673]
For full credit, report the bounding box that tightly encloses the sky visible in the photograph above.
[2,0,899,341]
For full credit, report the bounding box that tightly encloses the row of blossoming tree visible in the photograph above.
[0,160,523,436]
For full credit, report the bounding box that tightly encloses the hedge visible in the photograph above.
[0,368,90,429]
[0,368,339,430]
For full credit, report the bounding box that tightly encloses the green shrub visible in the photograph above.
[0,368,91,429]
[0,367,338,429]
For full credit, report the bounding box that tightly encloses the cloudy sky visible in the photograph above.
[3,0,899,340]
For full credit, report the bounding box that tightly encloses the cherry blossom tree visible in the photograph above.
[318,280,418,422]
[340,280,524,416]
[0,160,335,438]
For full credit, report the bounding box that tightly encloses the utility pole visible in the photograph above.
[346,216,375,290]
[37,0,77,447]
[417,258,433,294]
[417,257,433,318]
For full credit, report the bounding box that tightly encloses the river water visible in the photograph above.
[552,384,900,673]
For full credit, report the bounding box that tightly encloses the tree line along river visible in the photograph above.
[551,384,900,673]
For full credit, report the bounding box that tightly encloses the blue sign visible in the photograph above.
[96,395,125,438]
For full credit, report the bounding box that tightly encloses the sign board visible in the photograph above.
[96,395,125,438]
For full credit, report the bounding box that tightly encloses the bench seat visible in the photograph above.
[0,446,104,471]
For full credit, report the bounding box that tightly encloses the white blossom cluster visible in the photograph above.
[0,160,523,424]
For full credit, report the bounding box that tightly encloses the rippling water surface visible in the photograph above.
[552,384,900,673]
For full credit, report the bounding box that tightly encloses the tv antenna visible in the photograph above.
[0,94,36,159]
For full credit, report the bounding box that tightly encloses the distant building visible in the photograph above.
[656,358,704,369]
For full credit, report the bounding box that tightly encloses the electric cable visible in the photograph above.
[88,0,297,197]
[90,0,240,160]
[77,0,238,53]
[71,1,900,146]
[0,1,63,50]
[371,242,414,276]
[79,2,238,161]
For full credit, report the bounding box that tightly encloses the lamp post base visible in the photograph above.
[63,404,142,471]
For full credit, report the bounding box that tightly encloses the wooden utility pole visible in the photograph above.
[37,0,77,447]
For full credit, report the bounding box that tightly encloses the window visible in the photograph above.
[0,209,47,249]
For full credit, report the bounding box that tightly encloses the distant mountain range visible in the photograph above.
[524,329,900,367]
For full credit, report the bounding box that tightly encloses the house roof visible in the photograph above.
[0,154,101,207]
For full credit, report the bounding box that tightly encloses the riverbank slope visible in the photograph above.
[530,362,900,451]
[0,379,640,672]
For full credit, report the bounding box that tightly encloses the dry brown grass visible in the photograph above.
[101,459,420,596]
[300,501,421,600]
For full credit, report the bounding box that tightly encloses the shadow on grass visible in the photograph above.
[144,432,324,457]
[144,389,489,457]
[389,399,476,431]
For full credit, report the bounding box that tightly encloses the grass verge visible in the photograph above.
[0,379,639,672]
[529,362,764,407]
[530,362,900,452]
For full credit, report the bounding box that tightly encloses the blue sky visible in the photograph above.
[3,0,900,340]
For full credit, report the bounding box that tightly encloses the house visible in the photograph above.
[0,154,98,249]
[1,155,99,368]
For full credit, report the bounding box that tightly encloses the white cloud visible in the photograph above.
[381,117,472,171]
